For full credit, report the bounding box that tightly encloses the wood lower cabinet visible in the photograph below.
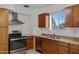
[69,43,79,54]
[0,28,8,54]
[42,39,48,53]
[49,40,58,54]
[42,39,58,54]
[69,49,79,54]
[58,41,69,54]
[58,46,68,54]
[69,43,79,50]
[35,37,79,54]
[26,36,33,50]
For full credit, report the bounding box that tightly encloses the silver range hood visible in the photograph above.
[9,12,24,25]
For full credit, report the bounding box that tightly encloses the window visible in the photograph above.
[49,10,65,30]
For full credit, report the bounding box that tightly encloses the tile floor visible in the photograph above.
[26,49,41,54]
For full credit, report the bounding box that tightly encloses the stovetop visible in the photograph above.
[9,32,27,41]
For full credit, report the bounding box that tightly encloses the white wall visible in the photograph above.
[5,4,79,36]
[31,4,79,36]
[1,4,35,35]
[9,13,33,36]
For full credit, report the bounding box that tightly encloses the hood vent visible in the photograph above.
[9,12,24,25]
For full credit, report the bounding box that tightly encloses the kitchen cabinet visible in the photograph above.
[65,6,74,27]
[35,36,79,54]
[69,49,79,54]
[69,43,79,54]
[0,8,8,54]
[58,46,68,54]
[58,41,69,47]
[35,37,42,52]
[42,39,48,53]
[73,5,79,26]
[69,43,79,50]
[65,4,79,27]
[58,41,69,54]
[0,9,8,28]
[26,36,33,51]
[38,13,49,28]
[0,28,8,54]
[48,40,58,54]
[42,38,58,54]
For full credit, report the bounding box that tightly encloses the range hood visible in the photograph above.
[9,12,24,25]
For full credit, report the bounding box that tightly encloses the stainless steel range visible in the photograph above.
[9,31,26,54]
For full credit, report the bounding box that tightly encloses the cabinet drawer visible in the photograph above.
[58,41,69,47]
[58,46,68,54]
[69,44,79,50]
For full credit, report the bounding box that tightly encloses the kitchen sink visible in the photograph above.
[41,34,61,39]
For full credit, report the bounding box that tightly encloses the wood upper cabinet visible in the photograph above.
[0,9,8,28]
[65,6,74,27]
[26,36,33,50]
[73,5,79,26]
[38,13,49,28]
[65,4,79,27]
[0,28,8,54]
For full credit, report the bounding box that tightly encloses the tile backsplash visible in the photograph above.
[34,27,79,36]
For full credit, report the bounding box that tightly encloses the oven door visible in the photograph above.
[10,39,26,51]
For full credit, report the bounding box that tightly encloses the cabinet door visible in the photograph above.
[0,28,8,54]
[42,39,58,54]
[47,40,58,54]
[65,6,74,27]
[0,9,8,28]
[27,36,33,50]
[48,43,58,54]
[42,39,48,54]
[69,43,79,51]
[38,13,49,27]
[74,5,79,26]
[69,49,79,54]
[38,14,45,27]
[58,46,68,54]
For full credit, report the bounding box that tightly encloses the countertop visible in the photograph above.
[35,35,79,45]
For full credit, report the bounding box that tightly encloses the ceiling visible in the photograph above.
[16,4,51,9]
